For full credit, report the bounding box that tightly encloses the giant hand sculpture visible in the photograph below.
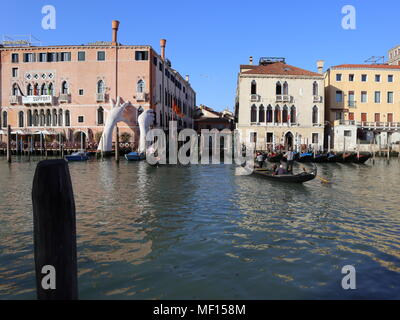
[98,97,130,152]
[138,109,156,154]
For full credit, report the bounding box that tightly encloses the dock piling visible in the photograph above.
[7,125,11,163]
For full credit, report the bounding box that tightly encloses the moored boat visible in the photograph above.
[327,153,340,163]
[125,151,146,161]
[311,153,328,163]
[353,153,371,164]
[297,152,314,163]
[252,167,317,183]
[336,152,357,163]
[65,151,89,162]
[267,153,283,163]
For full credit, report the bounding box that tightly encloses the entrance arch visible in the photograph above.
[74,131,87,149]
[285,131,294,149]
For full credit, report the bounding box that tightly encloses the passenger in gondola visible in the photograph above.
[275,164,287,175]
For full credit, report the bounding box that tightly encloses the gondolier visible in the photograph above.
[285,148,294,172]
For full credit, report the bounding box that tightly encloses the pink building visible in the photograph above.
[0,20,196,149]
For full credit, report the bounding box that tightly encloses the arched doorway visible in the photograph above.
[285,132,294,149]
[74,131,87,149]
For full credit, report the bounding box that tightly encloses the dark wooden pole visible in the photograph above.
[32,159,78,300]
[115,126,120,162]
[7,125,11,163]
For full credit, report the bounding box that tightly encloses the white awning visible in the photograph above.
[11,130,25,135]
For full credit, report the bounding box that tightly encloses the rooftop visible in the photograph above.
[332,64,400,69]
[241,62,322,77]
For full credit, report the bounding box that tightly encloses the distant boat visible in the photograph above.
[252,167,317,183]
[353,153,371,164]
[312,153,328,163]
[297,152,314,163]
[65,151,89,162]
[125,152,145,161]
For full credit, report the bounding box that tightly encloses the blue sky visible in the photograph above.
[1,0,399,111]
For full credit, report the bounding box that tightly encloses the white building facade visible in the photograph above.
[235,58,325,151]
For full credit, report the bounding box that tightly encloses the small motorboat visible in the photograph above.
[336,152,357,163]
[252,167,317,183]
[125,151,145,161]
[267,153,283,163]
[65,151,89,162]
[352,153,371,164]
[297,152,314,163]
[312,153,328,163]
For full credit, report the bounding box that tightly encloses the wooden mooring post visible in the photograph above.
[115,126,120,162]
[7,125,11,163]
[32,159,78,300]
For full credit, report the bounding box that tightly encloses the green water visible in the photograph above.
[0,157,399,299]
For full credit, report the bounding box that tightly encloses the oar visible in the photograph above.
[301,165,331,184]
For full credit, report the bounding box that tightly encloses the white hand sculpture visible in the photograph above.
[138,109,156,154]
[98,97,131,152]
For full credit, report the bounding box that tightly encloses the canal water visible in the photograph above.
[0,157,399,299]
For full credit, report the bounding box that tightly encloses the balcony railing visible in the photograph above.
[250,94,260,102]
[96,93,106,102]
[276,95,293,103]
[22,95,55,105]
[59,93,71,103]
[136,92,147,101]
[334,119,400,129]
[9,95,22,105]
[313,95,323,103]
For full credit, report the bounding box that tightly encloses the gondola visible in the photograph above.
[297,152,314,163]
[267,153,283,163]
[311,153,328,163]
[352,153,371,164]
[252,167,317,183]
[327,153,340,163]
[336,152,357,163]
[65,151,89,162]
[125,151,146,161]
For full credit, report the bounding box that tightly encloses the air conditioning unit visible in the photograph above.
[96,93,105,102]
[250,94,260,102]
[136,92,146,101]
[59,94,70,103]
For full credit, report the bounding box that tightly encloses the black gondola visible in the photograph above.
[327,153,340,163]
[297,152,314,163]
[336,152,357,163]
[252,167,317,183]
[311,153,328,163]
[267,153,283,162]
[352,153,371,164]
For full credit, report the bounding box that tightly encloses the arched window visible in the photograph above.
[313,81,318,96]
[251,80,257,95]
[48,83,54,95]
[12,84,19,96]
[97,107,104,125]
[65,110,70,127]
[282,105,288,123]
[18,111,24,127]
[137,79,145,93]
[52,109,58,126]
[27,84,33,96]
[40,110,45,126]
[61,81,68,94]
[41,83,47,95]
[266,105,273,123]
[46,110,51,126]
[276,82,282,95]
[97,80,105,94]
[283,81,288,95]
[250,105,257,122]
[312,106,318,124]
[259,105,265,122]
[290,106,296,124]
[34,83,39,96]
[33,110,39,126]
[274,106,281,123]
[58,109,63,126]
[27,110,32,127]
[2,111,7,128]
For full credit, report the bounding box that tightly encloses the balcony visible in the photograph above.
[9,95,22,105]
[313,95,323,103]
[334,120,400,130]
[96,93,107,102]
[59,93,71,103]
[136,92,147,101]
[250,94,260,102]
[22,95,55,106]
[276,95,293,103]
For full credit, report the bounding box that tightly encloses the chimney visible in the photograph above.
[185,75,189,82]
[317,60,325,74]
[160,39,166,60]
[112,20,120,45]
[249,56,253,65]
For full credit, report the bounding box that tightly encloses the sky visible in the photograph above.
[1,0,399,111]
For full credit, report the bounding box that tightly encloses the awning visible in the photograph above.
[34,130,51,135]
[11,130,25,135]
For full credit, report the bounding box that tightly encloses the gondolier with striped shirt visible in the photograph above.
[285,148,294,173]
